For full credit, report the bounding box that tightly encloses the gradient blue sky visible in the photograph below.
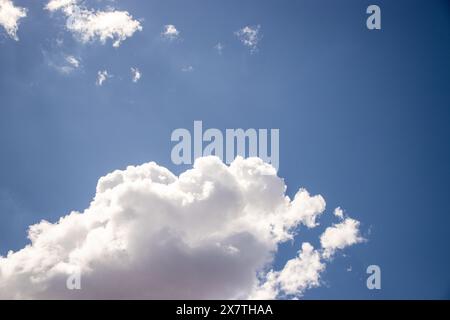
[0,0,449,299]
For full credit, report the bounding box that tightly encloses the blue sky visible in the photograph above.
[0,0,449,299]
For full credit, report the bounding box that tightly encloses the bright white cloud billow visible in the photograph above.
[45,0,142,47]
[46,0,76,11]
[250,242,325,299]
[0,0,27,40]
[252,218,364,299]
[321,218,364,259]
[0,156,363,299]
[333,206,344,219]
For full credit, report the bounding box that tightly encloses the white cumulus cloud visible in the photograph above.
[251,210,364,299]
[0,156,363,299]
[250,242,325,299]
[0,0,27,40]
[235,25,261,53]
[161,24,179,40]
[321,217,364,259]
[333,206,344,219]
[45,0,142,47]
[46,0,76,12]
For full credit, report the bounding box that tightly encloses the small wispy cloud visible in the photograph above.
[214,42,224,55]
[235,25,261,53]
[65,55,79,68]
[96,70,111,86]
[45,51,81,75]
[333,207,344,220]
[181,65,194,72]
[55,37,64,47]
[161,24,179,40]
[131,67,141,83]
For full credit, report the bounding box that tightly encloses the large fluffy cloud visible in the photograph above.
[45,0,142,47]
[0,0,27,40]
[0,156,363,299]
